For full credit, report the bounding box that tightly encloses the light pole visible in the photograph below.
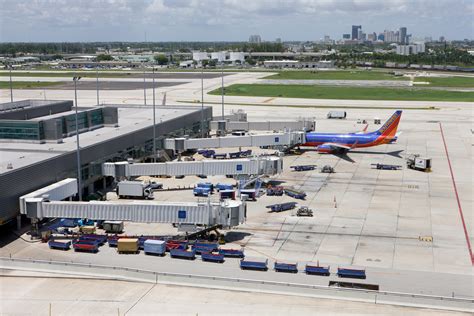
[201,66,204,138]
[96,68,100,105]
[73,75,82,201]
[143,70,147,105]
[221,63,224,120]
[9,66,13,103]
[152,67,156,162]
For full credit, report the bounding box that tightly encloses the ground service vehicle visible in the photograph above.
[73,241,99,253]
[218,248,244,258]
[327,111,347,119]
[337,268,366,279]
[406,154,432,171]
[321,165,335,173]
[284,188,306,200]
[371,163,402,170]
[297,206,313,217]
[305,264,330,276]
[193,187,211,197]
[274,262,298,273]
[240,258,268,271]
[267,202,298,212]
[201,252,225,263]
[170,249,196,260]
[117,181,153,199]
[48,240,71,250]
[290,165,316,172]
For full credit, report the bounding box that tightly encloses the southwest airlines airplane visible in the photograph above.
[303,110,402,154]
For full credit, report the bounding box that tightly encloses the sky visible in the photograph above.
[0,0,473,42]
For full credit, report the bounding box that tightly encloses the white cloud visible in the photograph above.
[0,0,472,41]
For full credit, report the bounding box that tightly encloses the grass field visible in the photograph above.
[0,81,63,89]
[264,70,408,81]
[210,84,474,102]
[414,76,474,87]
[0,71,142,78]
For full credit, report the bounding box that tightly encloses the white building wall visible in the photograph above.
[210,52,226,62]
[229,52,245,62]
[192,52,209,61]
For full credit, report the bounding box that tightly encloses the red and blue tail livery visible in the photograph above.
[303,110,402,154]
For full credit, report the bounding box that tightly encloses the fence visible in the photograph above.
[0,257,471,312]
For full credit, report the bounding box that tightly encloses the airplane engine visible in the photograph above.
[316,144,334,153]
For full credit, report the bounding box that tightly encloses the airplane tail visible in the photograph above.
[374,110,402,138]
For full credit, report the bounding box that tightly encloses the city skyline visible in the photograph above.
[0,0,473,42]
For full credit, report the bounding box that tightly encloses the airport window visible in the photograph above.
[178,210,187,219]
[236,164,243,171]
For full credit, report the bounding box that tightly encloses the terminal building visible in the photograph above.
[0,100,212,228]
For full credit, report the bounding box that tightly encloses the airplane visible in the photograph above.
[302,110,402,154]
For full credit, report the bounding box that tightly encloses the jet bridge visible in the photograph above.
[102,156,283,179]
[163,131,306,152]
[210,120,314,133]
[22,198,245,229]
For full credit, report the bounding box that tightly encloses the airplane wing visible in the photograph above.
[323,143,353,151]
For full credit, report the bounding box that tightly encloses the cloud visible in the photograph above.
[0,0,472,41]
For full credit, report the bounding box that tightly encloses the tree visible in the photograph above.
[96,54,113,61]
[208,59,217,67]
[247,58,257,66]
[154,54,168,65]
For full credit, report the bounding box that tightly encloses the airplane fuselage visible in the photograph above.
[303,132,394,150]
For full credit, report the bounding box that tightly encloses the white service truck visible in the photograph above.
[327,111,347,119]
[406,154,432,172]
[117,181,154,199]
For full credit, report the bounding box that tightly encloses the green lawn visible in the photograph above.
[414,76,474,87]
[0,81,63,89]
[210,84,474,102]
[264,70,408,81]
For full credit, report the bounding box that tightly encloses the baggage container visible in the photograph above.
[117,238,139,254]
[80,234,107,245]
[274,262,298,273]
[337,267,366,279]
[193,187,211,197]
[80,225,96,234]
[218,248,244,258]
[103,221,124,233]
[201,252,225,263]
[166,240,188,251]
[305,264,330,276]
[192,242,218,254]
[73,241,99,253]
[170,249,196,260]
[144,239,166,256]
[215,183,233,191]
[240,257,268,271]
[48,240,71,251]
[108,236,119,247]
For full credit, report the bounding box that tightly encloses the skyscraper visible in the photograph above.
[249,35,262,44]
[400,27,407,44]
[352,25,361,40]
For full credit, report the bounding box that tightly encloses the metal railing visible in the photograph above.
[0,256,472,312]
